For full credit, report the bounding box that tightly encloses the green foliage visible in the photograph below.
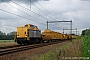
[41,51,57,60]
[82,28,90,36]
[82,30,86,35]
[7,31,16,40]
[0,31,16,40]
[82,35,90,58]
[0,31,7,40]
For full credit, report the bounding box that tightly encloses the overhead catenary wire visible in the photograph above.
[28,2,61,31]
[4,1,46,21]
[9,0,60,29]
[10,0,50,21]
[30,0,56,21]
[30,0,63,30]
[29,0,31,10]
[0,0,59,30]
[0,9,45,25]
[34,0,64,30]
[34,0,60,20]
[10,0,56,22]
[1,0,63,30]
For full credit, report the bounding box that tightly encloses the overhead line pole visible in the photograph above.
[47,21,48,29]
[47,20,72,32]
[71,20,72,35]
[29,0,31,11]
[47,20,72,40]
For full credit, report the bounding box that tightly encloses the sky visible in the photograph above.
[0,0,90,35]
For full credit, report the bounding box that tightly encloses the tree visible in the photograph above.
[7,31,16,40]
[81,30,86,35]
[0,31,7,40]
[82,28,90,36]
[0,31,16,40]
[0,31,3,39]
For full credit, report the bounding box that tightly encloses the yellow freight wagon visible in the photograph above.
[68,34,72,40]
[72,35,78,39]
[42,29,52,42]
[52,31,56,40]
[42,29,63,42]
[57,32,63,40]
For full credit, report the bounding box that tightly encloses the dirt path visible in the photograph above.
[58,39,82,60]
[65,39,82,57]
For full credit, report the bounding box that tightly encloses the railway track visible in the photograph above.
[0,41,66,56]
[0,45,20,49]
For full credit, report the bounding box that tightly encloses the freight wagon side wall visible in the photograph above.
[51,32,62,40]
[59,33,63,40]
[52,32,56,39]
[42,32,52,41]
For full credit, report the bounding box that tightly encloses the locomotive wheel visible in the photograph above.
[17,41,23,45]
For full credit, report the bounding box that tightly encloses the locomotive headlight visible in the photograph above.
[17,35,19,37]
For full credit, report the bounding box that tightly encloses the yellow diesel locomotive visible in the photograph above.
[15,24,41,45]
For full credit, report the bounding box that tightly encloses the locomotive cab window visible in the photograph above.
[31,25,35,28]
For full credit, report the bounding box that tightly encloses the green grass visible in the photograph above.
[82,35,90,58]
[0,40,14,43]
